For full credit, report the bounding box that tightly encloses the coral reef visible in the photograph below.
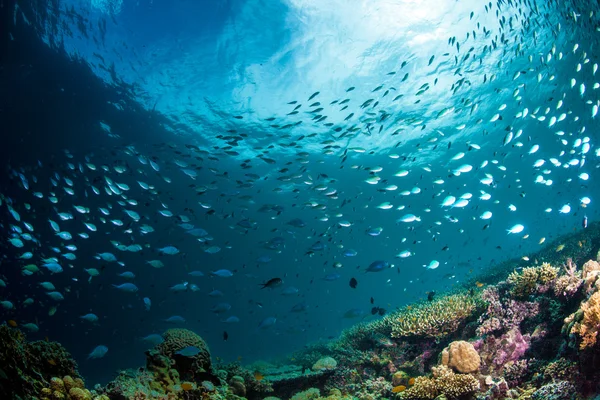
[8,239,600,400]
[0,325,82,399]
[389,292,481,339]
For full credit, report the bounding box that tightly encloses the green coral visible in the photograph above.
[389,292,481,339]
[508,263,559,298]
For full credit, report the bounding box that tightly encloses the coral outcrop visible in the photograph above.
[440,340,480,373]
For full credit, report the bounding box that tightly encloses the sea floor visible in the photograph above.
[3,223,600,400]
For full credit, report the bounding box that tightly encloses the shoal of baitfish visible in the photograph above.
[1,0,598,359]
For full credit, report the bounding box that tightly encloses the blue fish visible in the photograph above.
[143,297,151,311]
[9,238,24,248]
[323,273,341,281]
[158,246,180,255]
[256,255,272,264]
[343,249,358,257]
[290,301,308,313]
[80,313,99,323]
[56,231,72,240]
[141,334,164,346]
[186,228,208,237]
[344,308,366,318]
[97,252,117,262]
[366,260,392,272]
[211,269,233,277]
[170,282,188,292]
[112,283,139,292]
[42,262,63,274]
[258,317,277,329]
[175,346,201,357]
[165,315,186,323]
[87,345,108,359]
[47,291,64,301]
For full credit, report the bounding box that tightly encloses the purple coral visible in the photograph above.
[474,328,531,374]
[477,287,539,336]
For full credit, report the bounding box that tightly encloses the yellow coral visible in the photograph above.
[68,387,92,400]
[399,376,438,400]
[390,293,479,339]
[399,366,479,400]
[291,388,321,400]
[538,262,559,283]
[508,267,539,297]
[571,291,600,349]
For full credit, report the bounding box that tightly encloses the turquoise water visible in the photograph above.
[2,0,599,386]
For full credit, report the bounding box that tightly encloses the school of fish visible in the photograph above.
[1,0,599,361]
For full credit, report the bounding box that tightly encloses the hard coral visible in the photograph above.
[531,381,579,400]
[477,286,539,336]
[399,366,479,400]
[155,328,211,372]
[440,340,480,373]
[390,292,480,339]
[508,263,558,298]
[567,290,600,349]
[312,357,337,371]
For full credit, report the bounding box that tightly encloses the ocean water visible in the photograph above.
[1,0,599,388]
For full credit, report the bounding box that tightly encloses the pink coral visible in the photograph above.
[477,287,539,336]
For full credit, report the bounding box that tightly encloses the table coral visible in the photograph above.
[390,292,481,339]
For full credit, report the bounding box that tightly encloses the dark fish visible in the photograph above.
[260,278,283,289]
[308,91,320,101]
[223,331,229,341]
[287,218,306,228]
[370,297,374,304]
[427,291,436,301]
[349,277,358,289]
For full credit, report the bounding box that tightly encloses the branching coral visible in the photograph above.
[477,286,539,336]
[553,258,582,298]
[390,292,481,339]
[508,263,558,298]
[399,365,480,400]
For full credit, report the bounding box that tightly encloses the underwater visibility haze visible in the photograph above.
[2,0,600,398]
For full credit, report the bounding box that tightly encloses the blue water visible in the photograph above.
[1,0,599,386]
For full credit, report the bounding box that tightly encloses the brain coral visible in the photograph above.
[312,357,337,371]
[156,328,211,371]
